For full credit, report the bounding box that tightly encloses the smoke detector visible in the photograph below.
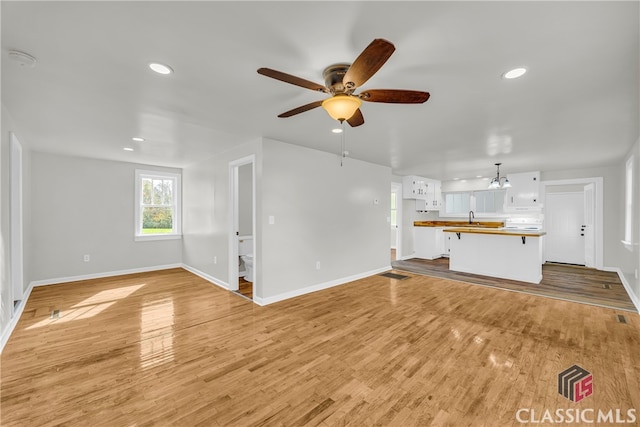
[8,50,37,68]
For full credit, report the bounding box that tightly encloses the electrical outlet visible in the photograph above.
[83,254,90,262]
[316,261,321,270]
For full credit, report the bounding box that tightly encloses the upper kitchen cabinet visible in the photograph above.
[505,171,541,211]
[403,175,429,199]
[403,175,442,210]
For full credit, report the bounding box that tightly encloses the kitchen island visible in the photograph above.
[443,227,546,284]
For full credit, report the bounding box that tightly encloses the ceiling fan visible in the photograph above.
[257,38,430,127]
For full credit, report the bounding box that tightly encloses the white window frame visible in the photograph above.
[443,189,508,217]
[135,169,182,241]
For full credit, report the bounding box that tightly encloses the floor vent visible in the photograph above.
[616,314,627,324]
[50,309,60,319]
[379,272,410,280]
[602,284,611,289]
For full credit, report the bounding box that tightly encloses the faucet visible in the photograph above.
[469,210,475,224]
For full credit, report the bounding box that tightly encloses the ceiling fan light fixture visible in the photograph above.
[321,95,362,121]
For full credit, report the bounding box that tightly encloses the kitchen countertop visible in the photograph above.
[413,221,504,228]
[442,227,546,237]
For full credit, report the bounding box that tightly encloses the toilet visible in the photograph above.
[238,236,254,282]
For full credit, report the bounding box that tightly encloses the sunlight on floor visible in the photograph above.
[26,284,145,329]
[140,297,175,370]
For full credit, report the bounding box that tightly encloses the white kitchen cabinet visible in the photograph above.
[411,178,442,210]
[505,171,541,211]
[414,226,445,259]
[403,175,429,199]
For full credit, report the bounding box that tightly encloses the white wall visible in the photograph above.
[620,138,640,305]
[260,138,390,301]
[28,152,182,282]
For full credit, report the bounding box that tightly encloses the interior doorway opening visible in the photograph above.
[229,156,256,301]
[391,182,403,262]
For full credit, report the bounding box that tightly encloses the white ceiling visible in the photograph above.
[2,1,639,180]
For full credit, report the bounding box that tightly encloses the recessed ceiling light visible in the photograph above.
[8,50,37,68]
[149,62,173,75]
[476,175,483,178]
[332,128,343,134]
[453,178,460,181]
[132,137,145,142]
[123,147,134,152]
[502,67,527,79]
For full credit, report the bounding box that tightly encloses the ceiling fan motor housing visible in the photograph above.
[323,63,351,94]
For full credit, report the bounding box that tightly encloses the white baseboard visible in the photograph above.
[29,263,184,288]
[253,266,390,306]
[398,253,416,261]
[603,266,640,313]
[181,264,229,290]
[0,283,34,354]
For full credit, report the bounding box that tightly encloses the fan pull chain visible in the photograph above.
[340,120,345,167]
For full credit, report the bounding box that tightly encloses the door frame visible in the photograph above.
[541,177,603,269]
[10,132,24,315]
[391,182,403,260]
[229,155,256,297]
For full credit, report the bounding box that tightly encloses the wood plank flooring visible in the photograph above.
[2,267,639,426]
[237,276,253,299]
[393,257,637,312]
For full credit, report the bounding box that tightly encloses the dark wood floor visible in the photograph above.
[392,257,637,312]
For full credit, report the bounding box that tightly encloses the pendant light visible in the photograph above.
[488,163,512,189]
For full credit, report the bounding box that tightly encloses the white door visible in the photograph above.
[545,192,585,265]
[583,183,595,267]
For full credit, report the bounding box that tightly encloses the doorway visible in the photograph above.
[229,156,256,300]
[542,178,602,269]
[391,183,403,262]
[545,192,585,265]
[10,133,24,315]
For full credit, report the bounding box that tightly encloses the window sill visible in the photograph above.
[135,234,182,242]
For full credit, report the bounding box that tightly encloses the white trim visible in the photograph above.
[10,132,24,317]
[228,155,256,296]
[602,266,640,313]
[134,169,182,239]
[398,253,416,261]
[28,264,182,287]
[253,266,390,306]
[391,182,403,259]
[181,264,230,290]
[0,283,33,354]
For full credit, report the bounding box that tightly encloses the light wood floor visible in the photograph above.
[392,257,637,311]
[237,276,253,300]
[2,268,639,426]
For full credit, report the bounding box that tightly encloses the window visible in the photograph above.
[390,191,397,227]
[135,170,181,241]
[445,192,471,215]
[444,190,506,216]
[475,190,506,214]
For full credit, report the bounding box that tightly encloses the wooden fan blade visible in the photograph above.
[277,100,324,118]
[359,89,430,104]
[347,109,364,127]
[342,39,395,90]
[258,68,328,93]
